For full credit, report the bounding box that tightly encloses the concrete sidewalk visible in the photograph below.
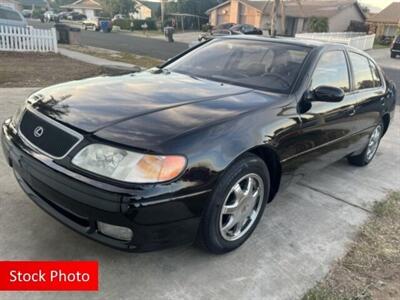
[0,88,399,300]
[58,47,141,72]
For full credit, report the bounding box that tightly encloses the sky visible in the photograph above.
[356,0,398,11]
[143,0,398,13]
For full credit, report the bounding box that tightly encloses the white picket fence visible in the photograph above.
[0,25,58,53]
[295,32,375,50]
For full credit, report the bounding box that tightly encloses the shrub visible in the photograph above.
[32,8,43,19]
[201,23,212,32]
[375,35,394,45]
[308,16,329,33]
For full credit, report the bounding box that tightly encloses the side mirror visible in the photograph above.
[312,86,345,103]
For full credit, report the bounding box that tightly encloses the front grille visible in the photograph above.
[18,108,82,159]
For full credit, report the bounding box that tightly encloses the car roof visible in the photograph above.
[219,35,338,48]
[221,35,377,60]
[233,35,374,54]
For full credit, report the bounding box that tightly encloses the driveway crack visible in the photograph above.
[299,183,373,214]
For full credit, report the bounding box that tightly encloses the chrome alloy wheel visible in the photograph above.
[219,174,264,241]
[366,124,382,161]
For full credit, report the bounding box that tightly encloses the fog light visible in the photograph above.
[97,222,133,241]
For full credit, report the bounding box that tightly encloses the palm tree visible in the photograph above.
[263,0,304,37]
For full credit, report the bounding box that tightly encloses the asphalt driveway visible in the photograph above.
[0,88,399,300]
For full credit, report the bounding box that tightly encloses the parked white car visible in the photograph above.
[44,11,56,22]
[0,5,27,27]
[111,14,125,22]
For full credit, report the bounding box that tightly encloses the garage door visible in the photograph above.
[217,13,229,25]
[239,3,256,25]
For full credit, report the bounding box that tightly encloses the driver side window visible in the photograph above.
[311,51,350,92]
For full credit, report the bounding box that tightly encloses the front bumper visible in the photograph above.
[2,120,211,252]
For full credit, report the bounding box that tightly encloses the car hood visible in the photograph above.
[30,71,282,151]
[30,71,250,133]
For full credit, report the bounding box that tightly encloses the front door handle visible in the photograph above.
[348,105,356,116]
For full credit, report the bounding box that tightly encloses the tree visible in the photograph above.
[359,4,370,15]
[99,0,136,16]
[308,16,329,33]
[50,0,75,10]
[163,0,218,29]
[165,0,218,16]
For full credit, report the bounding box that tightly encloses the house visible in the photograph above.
[61,0,102,19]
[132,0,160,20]
[0,0,21,10]
[18,0,48,10]
[206,0,366,36]
[367,2,400,37]
[0,0,48,11]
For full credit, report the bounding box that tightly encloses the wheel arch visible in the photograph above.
[382,113,390,136]
[249,145,281,202]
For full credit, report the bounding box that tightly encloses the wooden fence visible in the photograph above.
[0,25,58,53]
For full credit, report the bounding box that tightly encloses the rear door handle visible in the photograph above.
[348,105,356,116]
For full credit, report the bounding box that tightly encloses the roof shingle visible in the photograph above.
[368,2,400,24]
[208,0,364,19]
[62,0,102,10]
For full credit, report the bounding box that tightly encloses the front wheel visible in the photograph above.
[197,153,270,254]
[348,122,383,166]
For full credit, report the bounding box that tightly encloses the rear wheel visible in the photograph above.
[198,153,270,254]
[348,122,383,166]
[391,52,396,58]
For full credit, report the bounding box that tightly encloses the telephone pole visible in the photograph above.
[161,0,166,31]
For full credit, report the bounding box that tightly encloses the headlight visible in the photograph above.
[11,105,25,127]
[12,94,43,126]
[72,144,186,183]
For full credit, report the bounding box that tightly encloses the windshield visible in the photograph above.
[166,39,310,93]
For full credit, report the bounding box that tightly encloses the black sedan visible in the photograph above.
[230,24,263,35]
[1,37,396,253]
[199,23,262,42]
[391,35,400,58]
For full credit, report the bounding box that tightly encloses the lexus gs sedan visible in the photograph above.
[1,37,396,253]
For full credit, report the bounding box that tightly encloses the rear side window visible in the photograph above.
[0,8,22,21]
[369,60,383,87]
[349,52,374,90]
[311,51,350,92]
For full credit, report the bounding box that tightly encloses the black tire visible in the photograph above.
[348,122,383,167]
[391,52,396,58]
[197,153,270,254]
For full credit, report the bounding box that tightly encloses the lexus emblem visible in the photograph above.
[33,126,44,138]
